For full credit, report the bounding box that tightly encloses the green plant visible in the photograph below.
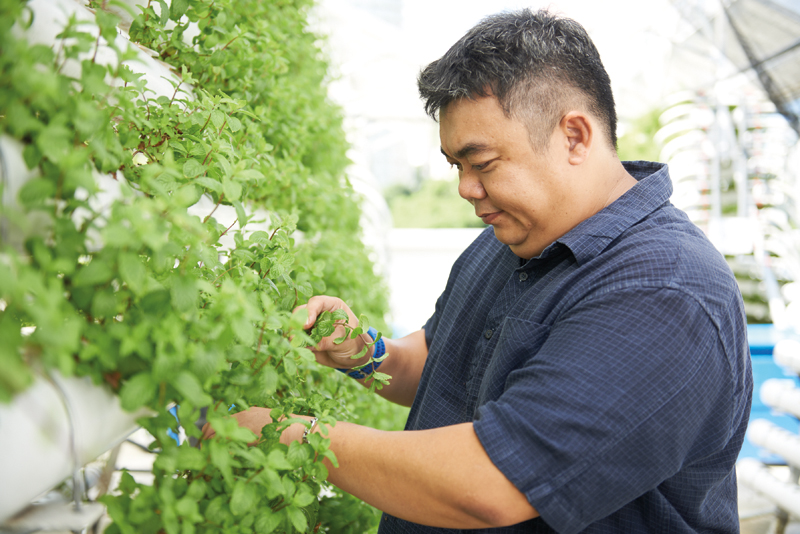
[0,0,399,531]
[617,108,662,162]
[385,178,486,229]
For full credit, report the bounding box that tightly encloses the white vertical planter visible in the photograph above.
[0,0,177,524]
[0,372,147,523]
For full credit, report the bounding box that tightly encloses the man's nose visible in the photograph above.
[458,172,487,202]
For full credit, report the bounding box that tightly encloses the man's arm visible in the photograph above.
[213,408,540,528]
[298,296,428,407]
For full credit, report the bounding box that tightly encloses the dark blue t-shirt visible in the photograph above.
[378,161,752,534]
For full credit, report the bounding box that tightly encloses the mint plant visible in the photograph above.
[0,0,400,531]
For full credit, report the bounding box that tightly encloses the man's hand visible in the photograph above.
[295,296,373,370]
[200,407,310,446]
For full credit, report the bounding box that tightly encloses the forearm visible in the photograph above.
[352,329,427,407]
[300,421,538,528]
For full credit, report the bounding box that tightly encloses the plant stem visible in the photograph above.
[202,193,224,223]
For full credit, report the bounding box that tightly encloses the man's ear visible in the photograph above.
[560,111,592,165]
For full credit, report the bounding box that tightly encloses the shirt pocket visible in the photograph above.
[475,316,551,408]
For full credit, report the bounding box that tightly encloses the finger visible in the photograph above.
[201,422,215,441]
[301,296,349,330]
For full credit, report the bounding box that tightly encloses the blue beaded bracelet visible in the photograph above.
[336,327,386,379]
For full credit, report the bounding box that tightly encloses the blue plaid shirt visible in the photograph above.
[379,162,752,534]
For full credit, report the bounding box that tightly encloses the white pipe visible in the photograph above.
[0,372,147,523]
[773,338,800,375]
[748,419,800,468]
[738,458,800,518]
[761,378,800,420]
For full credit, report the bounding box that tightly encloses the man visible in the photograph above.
[213,9,753,533]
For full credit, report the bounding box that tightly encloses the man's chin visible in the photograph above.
[491,227,524,247]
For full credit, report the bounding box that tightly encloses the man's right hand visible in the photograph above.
[294,296,374,371]
[296,295,429,407]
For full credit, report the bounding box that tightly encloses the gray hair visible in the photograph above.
[418,9,617,150]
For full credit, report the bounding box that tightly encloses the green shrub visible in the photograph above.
[0,0,400,531]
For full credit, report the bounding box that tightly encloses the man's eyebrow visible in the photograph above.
[440,143,491,160]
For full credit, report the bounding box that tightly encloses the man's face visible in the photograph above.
[439,95,573,259]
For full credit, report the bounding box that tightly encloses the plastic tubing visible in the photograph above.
[738,458,800,517]
[773,338,800,376]
[761,379,800,420]
[748,419,800,468]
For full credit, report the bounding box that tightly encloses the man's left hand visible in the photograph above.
[200,407,309,446]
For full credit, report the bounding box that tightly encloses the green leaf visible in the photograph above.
[194,177,222,193]
[18,178,56,205]
[286,442,309,468]
[233,201,247,228]
[235,169,264,181]
[157,0,170,25]
[183,159,204,178]
[210,110,226,130]
[174,184,202,207]
[283,356,296,376]
[119,373,154,411]
[208,440,235,484]
[91,288,118,318]
[292,485,315,508]
[286,506,307,533]
[171,276,197,312]
[119,252,146,295]
[331,309,348,323]
[22,144,42,169]
[80,60,110,95]
[169,0,188,20]
[266,449,292,470]
[141,289,171,315]
[254,510,281,534]
[72,258,114,287]
[227,116,242,132]
[222,179,242,201]
[358,314,370,333]
[231,315,255,345]
[173,370,212,407]
[176,446,206,471]
[258,366,278,395]
[229,480,257,516]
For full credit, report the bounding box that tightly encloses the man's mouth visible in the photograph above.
[479,211,502,224]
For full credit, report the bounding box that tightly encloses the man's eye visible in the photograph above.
[449,162,462,171]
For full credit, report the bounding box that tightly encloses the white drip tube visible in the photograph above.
[738,458,800,518]
[761,379,800,420]
[773,338,800,376]
[748,419,800,468]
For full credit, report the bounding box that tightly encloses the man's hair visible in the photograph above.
[418,9,617,150]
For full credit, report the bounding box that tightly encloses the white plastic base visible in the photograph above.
[0,372,145,524]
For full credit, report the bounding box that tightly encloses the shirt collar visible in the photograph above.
[529,161,672,267]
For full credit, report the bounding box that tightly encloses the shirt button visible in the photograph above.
[519,272,529,281]
[484,329,493,339]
